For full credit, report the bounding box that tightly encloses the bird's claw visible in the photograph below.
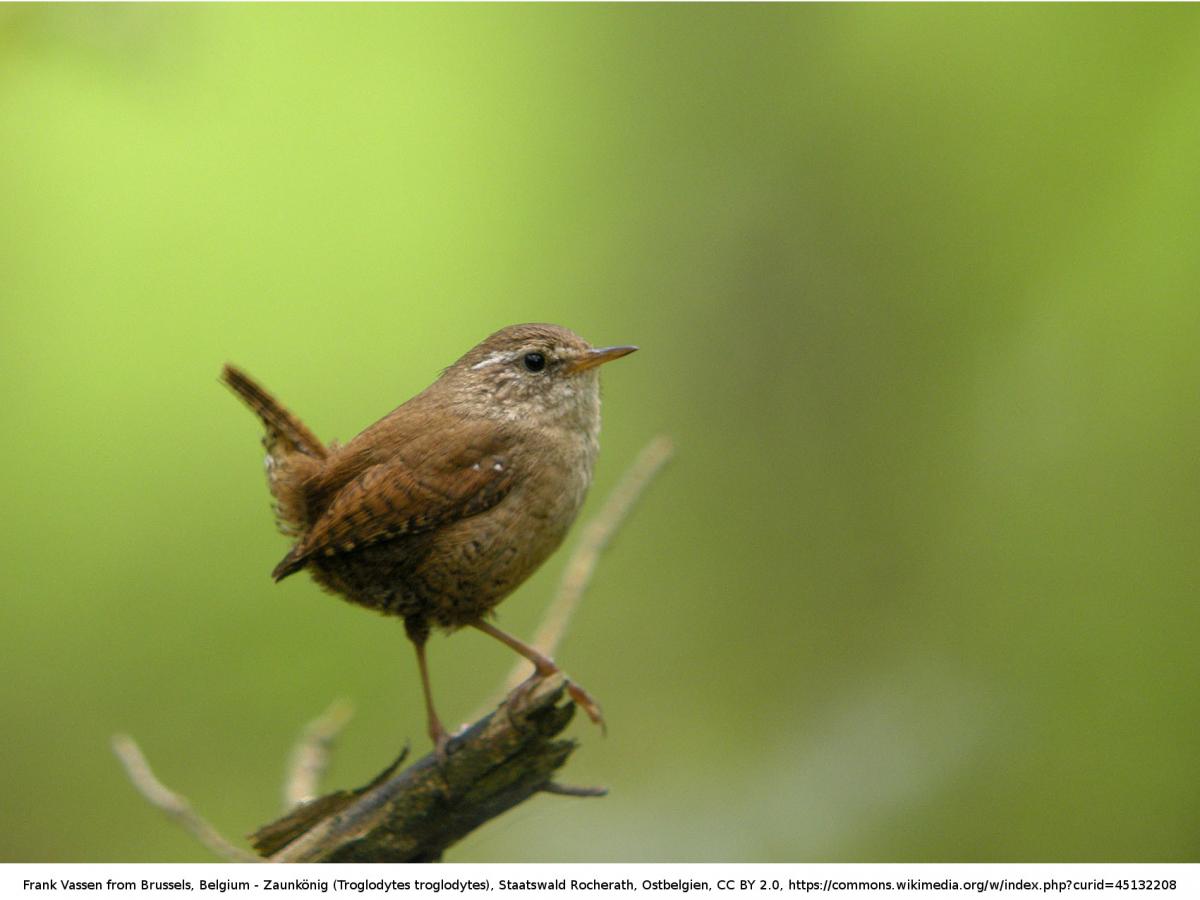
[565,680,606,735]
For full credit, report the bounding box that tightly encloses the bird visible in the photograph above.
[222,323,636,757]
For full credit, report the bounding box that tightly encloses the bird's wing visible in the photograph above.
[272,433,515,580]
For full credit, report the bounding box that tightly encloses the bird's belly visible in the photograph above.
[308,473,587,630]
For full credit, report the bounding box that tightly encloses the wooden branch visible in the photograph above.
[113,436,672,862]
[258,675,584,862]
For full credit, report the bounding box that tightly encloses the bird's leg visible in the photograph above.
[406,618,450,761]
[471,619,605,732]
[414,641,451,761]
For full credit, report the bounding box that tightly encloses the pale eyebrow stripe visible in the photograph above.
[471,352,513,371]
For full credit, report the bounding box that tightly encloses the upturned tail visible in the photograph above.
[221,364,328,461]
[222,363,328,542]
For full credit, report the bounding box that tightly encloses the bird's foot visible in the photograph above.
[511,667,606,735]
[565,679,606,736]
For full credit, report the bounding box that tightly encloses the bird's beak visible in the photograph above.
[568,345,638,373]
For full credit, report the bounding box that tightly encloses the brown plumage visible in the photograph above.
[222,323,636,755]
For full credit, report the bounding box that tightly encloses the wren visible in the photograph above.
[222,323,636,756]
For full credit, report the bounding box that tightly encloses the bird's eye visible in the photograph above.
[522,352,546,372]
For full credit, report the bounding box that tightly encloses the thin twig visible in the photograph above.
[110,734,261,863]
[283,699,355,810]
[541,781,609,798]
[501,435,674,695]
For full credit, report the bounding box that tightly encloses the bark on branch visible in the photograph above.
[257,675,585,862]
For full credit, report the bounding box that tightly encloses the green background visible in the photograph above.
[2,4,1198,862]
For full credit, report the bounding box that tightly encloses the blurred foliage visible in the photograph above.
[2,5,1198,862]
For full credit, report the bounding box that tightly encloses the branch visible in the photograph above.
[259,675,581,862]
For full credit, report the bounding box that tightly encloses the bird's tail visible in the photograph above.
[221,364,328,461]
[222,364,328,537]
